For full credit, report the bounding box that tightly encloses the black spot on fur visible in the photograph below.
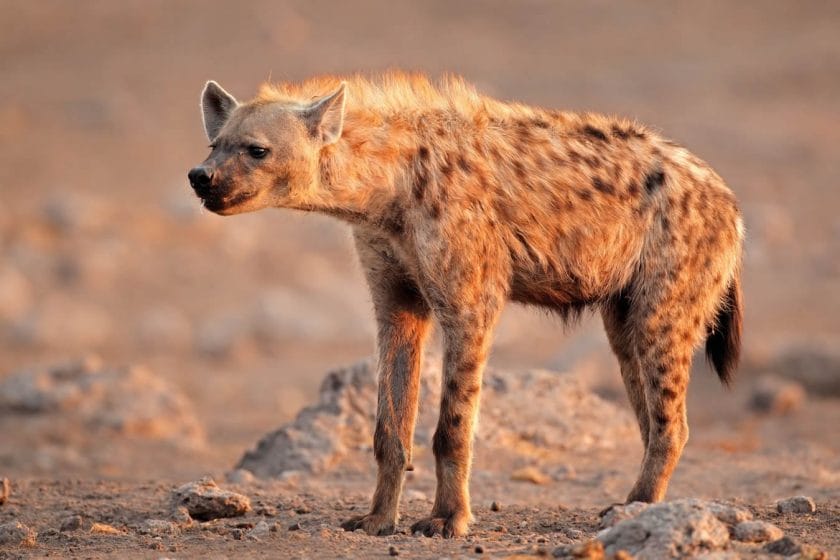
[644,166,666,193]
[514,160,527,179]
[611,124,631,140]
[592,177,615,195]
[582,125,609,142]
[450,414,462,427]
[577,188,594,202]
[457,155,472,173]
[532,118,550,129]
[662,387,679,401]
[418,146,430,160]
[380,201,405,236]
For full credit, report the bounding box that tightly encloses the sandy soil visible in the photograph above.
[1,1,839,558]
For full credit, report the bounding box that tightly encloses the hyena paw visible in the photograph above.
[410,513,469,538]
[340,513,396,536]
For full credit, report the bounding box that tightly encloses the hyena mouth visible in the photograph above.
[201,190,257,213]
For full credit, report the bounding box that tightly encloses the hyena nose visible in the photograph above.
[188,166,213,191]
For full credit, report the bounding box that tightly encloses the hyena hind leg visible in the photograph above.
[601,295,650,450]
[626,297,704,504]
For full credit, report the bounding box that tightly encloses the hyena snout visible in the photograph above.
[187,165,214,194]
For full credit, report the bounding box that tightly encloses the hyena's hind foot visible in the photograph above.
[341,513,397,536]
[410,511,470,538]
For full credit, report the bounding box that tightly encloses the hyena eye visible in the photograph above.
[247,146,269,159]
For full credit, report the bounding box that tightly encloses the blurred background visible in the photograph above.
[1,0,838,480]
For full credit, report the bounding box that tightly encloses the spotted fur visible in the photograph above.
[189,72,745,538]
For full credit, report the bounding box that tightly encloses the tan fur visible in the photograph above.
[189,72,744,538]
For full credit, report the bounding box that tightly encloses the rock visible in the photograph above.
[764,536,801,556]
[750,375,805,414]
[490,501,502,512]
[776,495,816,514]
[60,515,84,532]
[552,539,605,559]
[599,502,650,529]
[139,519,181,537]
[0,521,37,547]
[90,522,123,535]
[0,358,204,446]
[247,520,270,540]
[238,357,635,478]
[763,536,827,558]
[171,477,251,521]
[733,520,783,543]
[596,499,749,557]
[511,466,551,485]
[0,477,9,505]
[388,545,399,556]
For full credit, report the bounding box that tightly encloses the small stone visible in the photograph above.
[733,520,783,543]
[750,375,805,414]
[90,522,123,535]
[247,520,270,540]
[288,522,302,531]
[490,501,501,512]
[295,505,312,514]
[60,515,84,532]
[231,528,245,540]
[764,536,801,556]
[171,477,251,521]
[139,519,180,537]
[388,545,399,556]
[0,521,37,547]
[511,466,551,485]
[776,495,816,514]
[0,477,9,505]
[475,544,484,554]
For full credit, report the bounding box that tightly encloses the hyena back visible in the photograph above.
[188,72,744,538]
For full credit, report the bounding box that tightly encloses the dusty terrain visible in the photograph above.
[1,1,839,558]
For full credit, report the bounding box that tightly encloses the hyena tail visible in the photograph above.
[705,273,743,386]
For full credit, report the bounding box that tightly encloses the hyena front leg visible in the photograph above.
[342,234,432,536]
[410,296,503,538]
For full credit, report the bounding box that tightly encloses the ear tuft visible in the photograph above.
[302,83,346,145]
[201,81,239,141]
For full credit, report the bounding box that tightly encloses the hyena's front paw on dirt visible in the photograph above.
[410,512,470,538]
[340,513,396,536]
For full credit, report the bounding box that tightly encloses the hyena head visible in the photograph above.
[188,80,346,215]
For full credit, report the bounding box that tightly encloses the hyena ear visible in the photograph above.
[302,82,346,145]
[201,80,239,141]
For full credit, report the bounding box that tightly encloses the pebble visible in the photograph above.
[139,519,181,537]
[776,495,816,514]
[247,520,270,540]
[60,515,84,532]
[474,544,484,554]
[388,545,399,556]
[733,520,784,543]
[288,522,302,531]
[490,501,501,512]
[170,477,251,521]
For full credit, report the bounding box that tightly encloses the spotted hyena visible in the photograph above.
[188,73,743,538]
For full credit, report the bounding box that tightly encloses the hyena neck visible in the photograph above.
[297,109,425,228]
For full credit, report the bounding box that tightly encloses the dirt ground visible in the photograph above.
[1,1,839,558]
